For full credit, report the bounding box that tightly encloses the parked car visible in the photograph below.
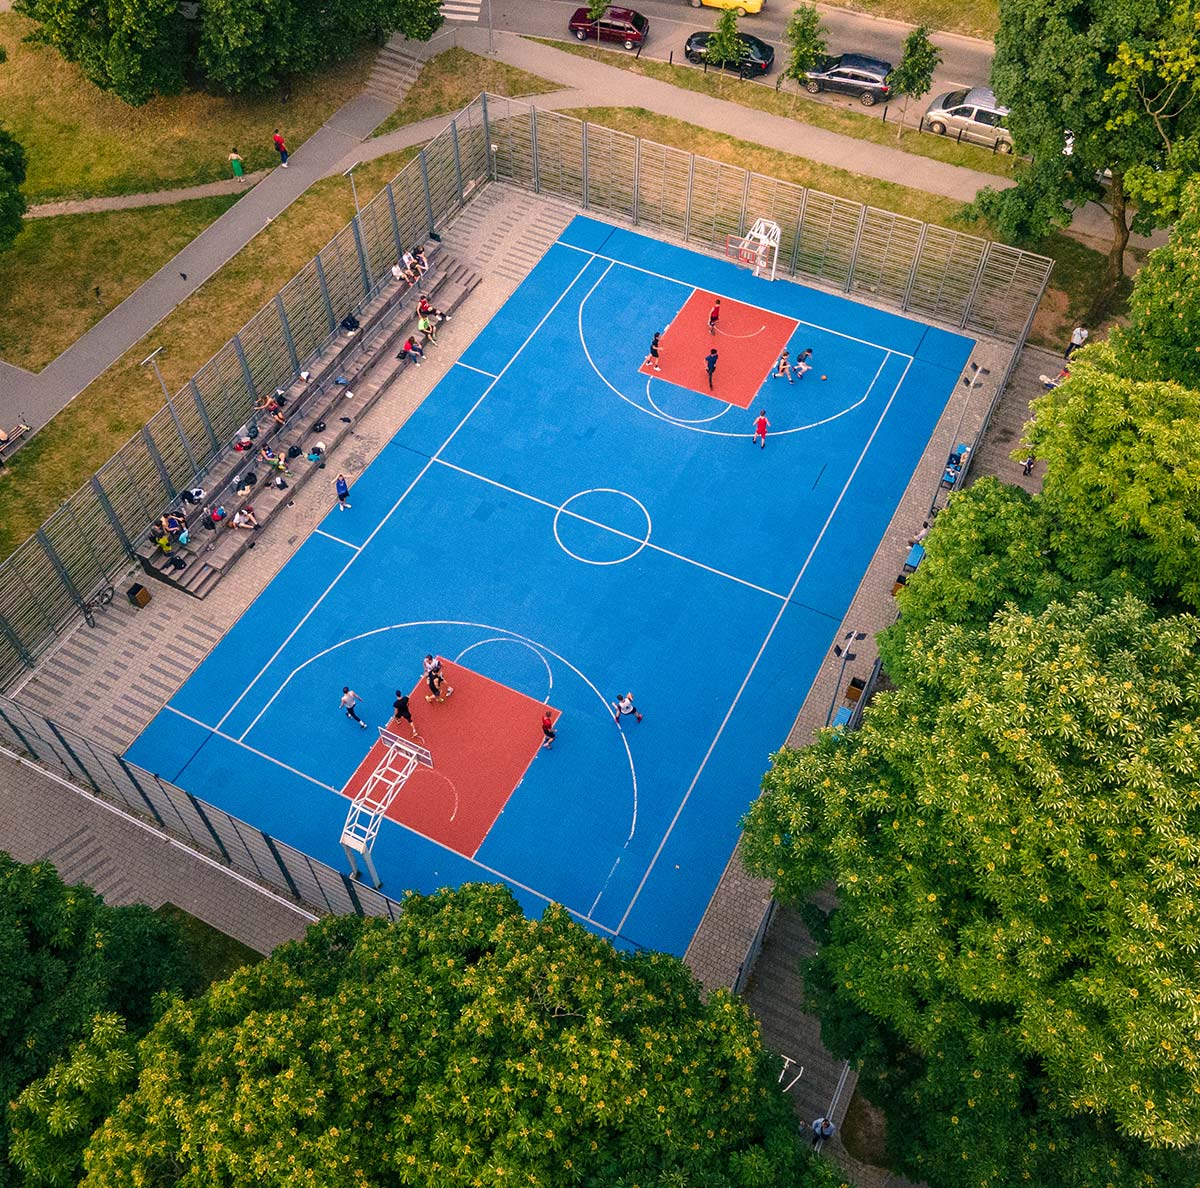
[924,87,1013,152]
[683,31,775,76]
[687,0,764,15]
[568,6,649,50]
[804,53,893,106]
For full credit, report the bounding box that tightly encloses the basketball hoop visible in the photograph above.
[726,219,780,281]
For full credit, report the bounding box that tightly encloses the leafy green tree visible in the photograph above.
[0,127,27,254]
[974,0,1200,312]
[1108,174,1200,391]
[199,0,442,94]
[0,854,198,1188]
[80,884,840,1188]
[1026,351,1200,610]
[586,0,609,53]
[14,0,188,105]
[744,593,1200,1177]
[706,9,744,95]
[777,5,827,108]
[10,1014,137,1188]
[885,25,941,140]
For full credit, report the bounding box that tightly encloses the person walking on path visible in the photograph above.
[773,350,793,382]
[228,149,244,178]
[423,655,455,703]
[334,473,352,510]
[340,687,367,728]
[644,331,662,372]
[1065,325,1088,358]
[705,347,719,390]
[392,691,421,739]
[708,298,721,335]
[811,1118,836,1148]
[753,409,770,449]
[272,129,289,168]
[612,692,642,725]
[541,710,557,749]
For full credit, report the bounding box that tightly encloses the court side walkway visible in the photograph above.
[1,93,393,433]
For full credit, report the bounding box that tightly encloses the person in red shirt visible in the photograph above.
[753,410,770,449]
[708,298,721,335]
[541,711,557,749]
[272,129,288,167]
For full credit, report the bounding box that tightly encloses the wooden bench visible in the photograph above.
[136,247,480,598]
[0,423,30,464]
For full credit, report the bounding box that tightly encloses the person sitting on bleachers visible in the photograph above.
[418,293,449,323]
[411,245,429,273]
[259,445,291,476]
[232,506,260,530]
[396,336,424,366]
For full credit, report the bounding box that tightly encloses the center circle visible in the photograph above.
[553,489,652,566]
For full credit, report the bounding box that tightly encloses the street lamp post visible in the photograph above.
[343,163,361,219]
[825,630,867,728]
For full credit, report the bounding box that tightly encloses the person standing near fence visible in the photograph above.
[273,129,289,168]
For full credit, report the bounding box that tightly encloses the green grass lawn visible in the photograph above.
[819,0,999,39]
[155,904,263,984]
[562,107,1113,352]
[0,12,373,202]
[0,195,240,371]
[0,147,418,560]
[372,48,558,138]
[536,39,1016,180]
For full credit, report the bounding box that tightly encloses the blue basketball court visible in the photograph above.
[125,216,974,955]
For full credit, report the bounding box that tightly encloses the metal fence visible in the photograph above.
[483,96,1053,341]
[0,693,403,918]
[0,101,491,691]
[0,91,1052,699]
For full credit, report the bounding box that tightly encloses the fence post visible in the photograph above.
[790,188,808,276]
[46,719,102,793]
[0,614,34,671]
[902,223,930,311]
[314,257,338,334]
[91,476,135,560]
[262,833,303,900]
[0,697,37,751]
[450,118,465,204]
[349,214,372,300]
[417,155,435,240]
[140,427,177,502]
[684,154,696,242]
[275,295,301,374]
[581,121,589,209]
[959,240,992,330]
[232,334,258,408]
[632,138,640,225]
[844,204,868,293]
[163,397,199,479]
[738,169,751,237]
[387,180,407,256]
[189,379,222,454]
[530,107,540,194]
[116,755,167,827]
[480,92,492,180]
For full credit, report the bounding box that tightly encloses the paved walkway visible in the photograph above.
[25,171,269,219]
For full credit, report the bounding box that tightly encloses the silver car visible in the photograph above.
[924,87,1013,152]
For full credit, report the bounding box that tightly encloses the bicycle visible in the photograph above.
[82,583,115,629]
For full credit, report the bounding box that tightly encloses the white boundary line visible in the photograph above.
[555,239,913,356]
[314,528,358,549]
[616,353,915,935]
[577,265,895,439]
[435,459,788,601]
[455,361,499,379]
[212,252,599,736]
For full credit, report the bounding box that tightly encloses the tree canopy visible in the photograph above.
[79,884,841,1188]
[15,0,443,103]
[0,127,26,254]
[744,593,1200,1178]
[0,854,197,1188]
[886,26,941,139]
[778,5,827,93]
[975,0,1200,308]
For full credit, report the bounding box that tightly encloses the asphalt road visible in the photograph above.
[483,0,995,104]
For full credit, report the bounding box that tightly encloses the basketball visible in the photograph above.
[821,375,827,381]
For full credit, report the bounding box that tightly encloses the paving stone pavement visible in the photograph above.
[5,184,1028,1187]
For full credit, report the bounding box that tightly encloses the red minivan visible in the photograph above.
[568,6,649,51]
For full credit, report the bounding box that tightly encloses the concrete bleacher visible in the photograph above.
[136,247,480,599]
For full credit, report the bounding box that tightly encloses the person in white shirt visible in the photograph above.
[391,262,403,283]
[612,692,642,725]
[232,507,259,530]
[1065,325,1088,358]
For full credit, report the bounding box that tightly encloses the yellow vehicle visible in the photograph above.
[689,0,763,15]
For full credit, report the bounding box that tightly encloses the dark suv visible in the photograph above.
[683,31,775,76]
[804,53,893,105]
[569,6,649,50]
